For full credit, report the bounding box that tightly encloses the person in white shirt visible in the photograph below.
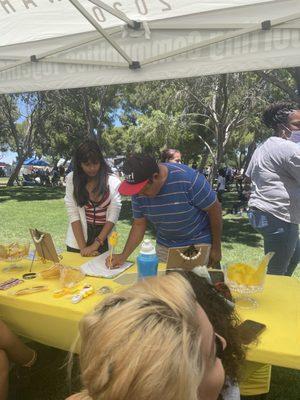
[217,168,226,203]
[246,103,300,275]
[64,141,121,257]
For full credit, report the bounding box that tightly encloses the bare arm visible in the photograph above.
[204,200,223,267]
[71,220,86,250]
[65,173,86,251]
[106,217,147,267]
[98,221,115,242]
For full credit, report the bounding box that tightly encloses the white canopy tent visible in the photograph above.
[0,0,300,94]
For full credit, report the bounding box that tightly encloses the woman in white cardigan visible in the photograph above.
[64,141,121,257]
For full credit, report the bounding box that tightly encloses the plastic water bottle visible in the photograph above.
[137,239,159,279]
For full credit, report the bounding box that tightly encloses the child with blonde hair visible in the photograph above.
[67,273,228,400]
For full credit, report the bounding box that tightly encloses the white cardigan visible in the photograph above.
[64,172,122,249]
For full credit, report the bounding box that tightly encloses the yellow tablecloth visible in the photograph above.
[0,253,299,370]
[237,273,300,370]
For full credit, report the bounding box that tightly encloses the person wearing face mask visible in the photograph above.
[289,130,300,145]
[246,103,300,276]
[64,141,121,257]
[66,273,233,400]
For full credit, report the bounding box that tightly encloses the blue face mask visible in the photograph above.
[282,124,300,144]
[289,131,300,144]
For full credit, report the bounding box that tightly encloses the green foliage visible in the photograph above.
[101,126,130,157]
[33,86,121,162]
[124,110,184,156]
[0,94,20,150]
[1,68,300,174]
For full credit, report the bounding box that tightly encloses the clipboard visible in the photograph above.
[29,228,60,263]
[166,244,211,270]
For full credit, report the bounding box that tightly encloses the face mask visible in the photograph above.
[289,131,300,144]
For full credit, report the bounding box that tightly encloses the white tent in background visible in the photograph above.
[0,0,300,94]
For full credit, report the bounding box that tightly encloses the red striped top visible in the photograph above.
[84,190,111,225]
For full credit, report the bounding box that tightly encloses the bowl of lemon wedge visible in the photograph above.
[224,252,274,308]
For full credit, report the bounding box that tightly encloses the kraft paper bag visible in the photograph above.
[29,228,60,263]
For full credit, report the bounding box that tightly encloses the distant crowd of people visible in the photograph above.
[21,165,66,187]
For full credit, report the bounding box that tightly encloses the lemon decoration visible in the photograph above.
[108,232,118,248]
[227,253,274,286]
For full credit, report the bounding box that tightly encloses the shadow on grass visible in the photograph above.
[0,186,65,203]
[223,217,261,247]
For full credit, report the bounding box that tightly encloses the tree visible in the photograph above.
[0,93,51,186]
[118,80,203,162]
[176,73,268,178]
[256,67,300,104]
[101,126,130,157]
[34,86,121,162]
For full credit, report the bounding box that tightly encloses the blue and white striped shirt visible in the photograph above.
[132,163,216,247]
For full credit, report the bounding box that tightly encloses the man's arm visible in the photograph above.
[106,217,147,268]
[204,200,223,267]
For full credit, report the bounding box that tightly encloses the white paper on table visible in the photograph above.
[80,251,133,278]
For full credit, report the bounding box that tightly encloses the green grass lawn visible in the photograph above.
[0,177,8,186]
[0,185,299,399]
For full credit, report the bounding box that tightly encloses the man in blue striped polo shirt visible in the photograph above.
[107,154,222,267]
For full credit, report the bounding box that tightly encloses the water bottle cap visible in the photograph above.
[140,239,156,255]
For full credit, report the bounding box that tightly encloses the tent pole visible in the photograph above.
[0,28,122,74]
[87,0,138,28]
[68,0,134,65]
[141,12,300,66]
[0,58,31,73]
[30,28,122,61]
[40,57,128,68]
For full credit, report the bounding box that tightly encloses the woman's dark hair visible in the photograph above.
[262,102,295,131]
[72,141,111,207]
[177,271,246,383]
[161,148,180,162]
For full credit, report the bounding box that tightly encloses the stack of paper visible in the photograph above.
[80,251,132,278]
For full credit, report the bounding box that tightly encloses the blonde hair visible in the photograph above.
[76,274,205,400]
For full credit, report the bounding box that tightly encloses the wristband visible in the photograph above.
[95,237,103,246]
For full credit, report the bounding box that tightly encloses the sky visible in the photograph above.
[0,150,17,164]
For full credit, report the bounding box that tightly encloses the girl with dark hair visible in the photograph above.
[178,271,245,385]
[64,141,121,257]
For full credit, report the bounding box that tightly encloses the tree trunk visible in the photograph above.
[212,129,225,180]
[7,155,26,186]
[82,90,95,140]
[199,148,209,168]
[242,140,257,174]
